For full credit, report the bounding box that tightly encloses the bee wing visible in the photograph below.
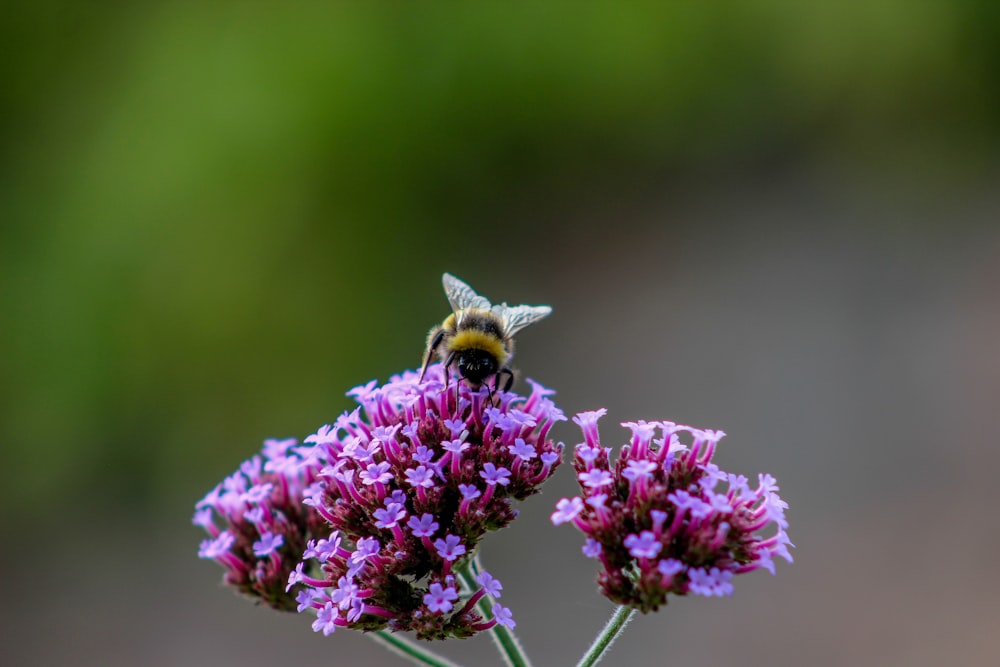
[442,273,491,313]
[496,303,552,337]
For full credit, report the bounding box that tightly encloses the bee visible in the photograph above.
[419,273,551,392]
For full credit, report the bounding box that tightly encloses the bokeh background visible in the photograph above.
[3,3,999,666]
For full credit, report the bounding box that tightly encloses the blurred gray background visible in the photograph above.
[2,3,999,666]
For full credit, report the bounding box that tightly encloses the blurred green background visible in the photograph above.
[3,3,999,666]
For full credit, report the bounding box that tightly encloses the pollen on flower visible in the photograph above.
[552,410,793,613]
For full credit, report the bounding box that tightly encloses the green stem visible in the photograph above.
[369,630,467,667]
[574,606,638,667]
[456,554,534,667]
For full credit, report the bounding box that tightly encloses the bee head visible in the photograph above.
[456,349,499,387]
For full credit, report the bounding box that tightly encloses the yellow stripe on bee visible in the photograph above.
[450,329,508,364]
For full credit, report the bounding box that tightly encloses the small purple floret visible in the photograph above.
[424,582,459,613]
[252,532,284,557]
[476,571,503,598]
[433,534,466,562]
[407,513,439,538]
[493,604,516,628]
[623,531,661,559]
[480,463,511,486]
[551,497,584,525]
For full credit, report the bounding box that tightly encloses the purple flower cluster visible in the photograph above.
[196,364,565,640]
[552,409,792,612]
[293,366,565,639]
[194,437,325,611]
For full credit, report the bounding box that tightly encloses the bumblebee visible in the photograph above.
[419,273,551,392]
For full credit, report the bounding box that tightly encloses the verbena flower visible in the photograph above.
[194,437,325,611]
[293,365,565,639]
[552,409,793,613]
[197,363,565,640]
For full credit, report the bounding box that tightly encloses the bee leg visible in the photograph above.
[420,329,447,383]
[497,367,515,393]
[441,350,457,390]
[483,380,495,407]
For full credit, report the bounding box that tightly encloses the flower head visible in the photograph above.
[553,412,792,612]
[193,438,324,611]
[290,364,565,640]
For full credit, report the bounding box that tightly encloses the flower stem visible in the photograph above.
[574,605,638,667]
[368,630,467,667]
[456,554,534,667]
